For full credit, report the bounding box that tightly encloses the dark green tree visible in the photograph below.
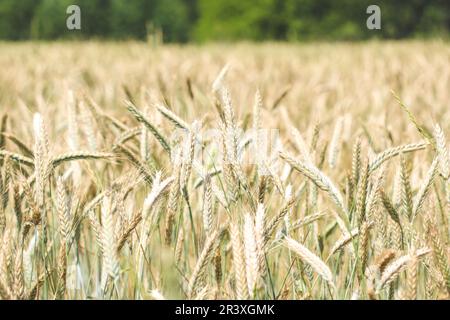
[109,0,148,39]
[194,0,277,41]
[0,0,448,41]
[152,0,189,42]
[30,0,74,39]
[0,0,42,40]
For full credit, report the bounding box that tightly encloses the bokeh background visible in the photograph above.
[0,0,449,42]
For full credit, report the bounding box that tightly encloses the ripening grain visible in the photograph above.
[0,41,449,300]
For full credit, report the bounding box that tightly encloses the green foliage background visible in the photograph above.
[0,0,448,41]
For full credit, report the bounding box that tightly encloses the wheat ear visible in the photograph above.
[156,104,190,130]
[126,101,171,154]
[202,174,213,234]
[399,154,413,219]
[243,213,258,297]
[328,116,344,168]
[434,124,449,180]
[187,228,221,297]
[56,177,70,244]
[369,142,427,173]
[280,151,347,216]
[285,237,335,290]
[101,197,119,281]
[230,222,248,300]
[413,157,438,220]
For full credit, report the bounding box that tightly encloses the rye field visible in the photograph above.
[0,41,449,300]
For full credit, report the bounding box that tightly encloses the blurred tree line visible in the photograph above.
[0,0,448,42]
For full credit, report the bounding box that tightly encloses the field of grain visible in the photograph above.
[0,41,449,300]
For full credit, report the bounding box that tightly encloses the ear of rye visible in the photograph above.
[285,237,335,288]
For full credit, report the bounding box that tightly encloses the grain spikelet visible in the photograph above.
[358,220,372,274]
[230,222,248,300]
[400,154,413,219]
[180,124,196,190]
[328,226,359,259]
[156,104,190,130]
[427,222,450,292]
[143,172,174,218]
[56,176,70,244]
[378,248,430,292]
[174,227,184,265]
[0,151,34,167]
[202,174,213,234]
[379,191,396,223]
[285,237,335,289]
[375,249,397,274]
[328,116,344,168]
[380,190,403,236]
[33,113,47,208]
[51,151,114,168]
[214,248,222,287]
[290,125,312,164]
[280,151,347,216]
[126,101,171,154]
[355,160,369,224]
[13,249,25,299]
[116,212,142,253]
[187,228,220,297]
[377,254,411,291]
[165,163,181,245]
[291,211,328,231]
[406,253,418,300]
[112,127,141,150]
[212,64,230,94]
[115,144,154,185]
[351,137,362,187]
[0,132,33,158]
[254,204,266,275]
[369,142,427,173]
[1,156,11,212]
[0,114,7,152]
[433,124,449,180]
[56,244,67,298]
[243,213,258,296]
[101,197,119,281]
[264,193,295,241]
[413,157,438,219]
[365,166,385,220]
[257,175,267,204]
